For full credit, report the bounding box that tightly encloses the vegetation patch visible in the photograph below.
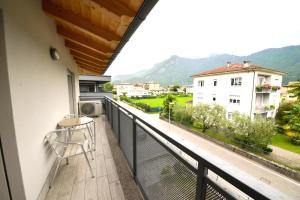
[272,134,300,154]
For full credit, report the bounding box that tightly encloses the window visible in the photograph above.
[231,77,242,86]
[197,97,204,101]
[258,77,265,85]
[229,96,240,104]
[198,80,204,87]
[228,112,233,120]
[197,93,204,102]
[213,79,217,86]
[212,94,216,102]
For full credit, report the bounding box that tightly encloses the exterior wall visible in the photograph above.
[0,9,26,200]
[0,0,79,199]
[193,71,255,117]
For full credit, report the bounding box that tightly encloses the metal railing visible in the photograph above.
[104,96,287,200]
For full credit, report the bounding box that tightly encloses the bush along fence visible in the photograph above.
[119,95,161,113]
[164,103,275,154]
[104,96,288,200]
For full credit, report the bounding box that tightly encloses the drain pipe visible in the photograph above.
[250,70,256,118]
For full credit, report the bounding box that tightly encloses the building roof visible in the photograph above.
[192,63,285,78]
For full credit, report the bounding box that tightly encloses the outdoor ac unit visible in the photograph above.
[79,101,102,117]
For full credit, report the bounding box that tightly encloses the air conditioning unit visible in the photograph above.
[79,101,102,117]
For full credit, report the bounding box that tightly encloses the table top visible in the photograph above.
[58,116,93,128]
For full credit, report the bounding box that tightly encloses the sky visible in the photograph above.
[105,0,300,77]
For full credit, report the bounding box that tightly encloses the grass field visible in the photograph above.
[131,96,192,107]
[272,134,300,154]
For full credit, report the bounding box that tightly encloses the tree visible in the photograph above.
[231,113,275,152]
[283,103,300,132]
[161,94,176,117]
[170,85,180,92]
[289,82,300,101]
[275,102,293,125]
[103,82,113,92]
[173,104,193,126]
[192,104,226,132]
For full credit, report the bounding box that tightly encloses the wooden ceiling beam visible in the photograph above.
[78,68,98,75]
[70,50,108,64]
[65,40,110,60]
[42,0,121,41]
[79,66,100,74]
[74,56,106,68]
[77,62,103,72]
[92,0,136,17]
[57,24,113,53]
[77,62,102,71]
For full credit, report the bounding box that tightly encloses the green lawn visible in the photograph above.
[131,96,192,107]
[272,134,300,154]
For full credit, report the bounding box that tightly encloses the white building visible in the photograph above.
[143,82,160,91]
[115,83,150,97]
[185,85,194,94]
[192,62,284,119]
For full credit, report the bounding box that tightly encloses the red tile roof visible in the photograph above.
[192,63,285,77]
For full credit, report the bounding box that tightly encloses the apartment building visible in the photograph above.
[115,83,150,97]
[192,61,284,119]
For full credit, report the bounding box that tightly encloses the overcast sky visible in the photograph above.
[105,0,300,77]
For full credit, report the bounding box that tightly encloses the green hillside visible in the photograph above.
[113,45,300,85]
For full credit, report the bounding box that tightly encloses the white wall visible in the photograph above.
[193,71,255,117]
[0,0,79,199]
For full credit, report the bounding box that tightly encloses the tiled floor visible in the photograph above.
[45,117,125,200]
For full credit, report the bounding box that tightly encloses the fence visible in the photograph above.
[104,97,284,200]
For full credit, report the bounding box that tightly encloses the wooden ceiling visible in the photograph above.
[42,0,145,75]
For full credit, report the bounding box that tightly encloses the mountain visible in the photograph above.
[113,45,300,85]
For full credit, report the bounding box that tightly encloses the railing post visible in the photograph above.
[117,106,120,144]
[111,101,113,128]
[132,116,137,178]
[196,161,208,200]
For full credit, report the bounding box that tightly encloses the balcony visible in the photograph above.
[256,84,281,93]
[101,97,290,200]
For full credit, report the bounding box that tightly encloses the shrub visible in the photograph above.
[272,86,280,91]
[290,136,300,145]
[256,85,263,91]
[120,95,131,103]
[132,102,151,112]
[173,104,193,126]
